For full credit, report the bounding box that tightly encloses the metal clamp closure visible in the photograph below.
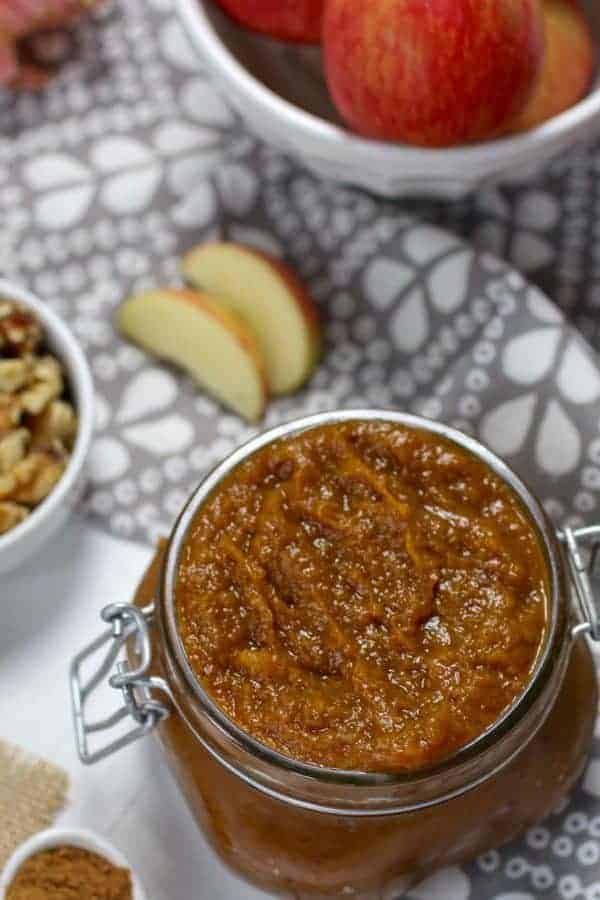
[70,602,172,765]
[560,525,600,642]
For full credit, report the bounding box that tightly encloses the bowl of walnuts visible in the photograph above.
[0,280,94,574]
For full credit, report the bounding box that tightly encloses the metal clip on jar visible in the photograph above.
[70,411,600,899]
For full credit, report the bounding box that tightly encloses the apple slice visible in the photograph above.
[117,289,268,423]
[181,243,321,396]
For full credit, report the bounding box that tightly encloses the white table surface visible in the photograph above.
[1,516,271,900]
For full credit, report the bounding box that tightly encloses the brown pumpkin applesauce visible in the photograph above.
[176,420,548,773]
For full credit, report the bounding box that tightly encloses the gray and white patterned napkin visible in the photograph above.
[3,2,600,898]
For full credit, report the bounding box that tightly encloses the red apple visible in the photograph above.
[510,0,595,132]
[323,0,546,147]
[212,0,325,43]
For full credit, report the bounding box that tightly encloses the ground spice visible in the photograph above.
[6,845,133,900]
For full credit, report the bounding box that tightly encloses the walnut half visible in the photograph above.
[0,502,29,535]
[0,428,30,474]
[30,401,77,452]
[0,303,42,356]
[7,450,67,506]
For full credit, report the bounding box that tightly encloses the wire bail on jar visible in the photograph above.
[560,525,600,642]
[69,523,600,767]
[70,602,172,765]
[67,406,600,769]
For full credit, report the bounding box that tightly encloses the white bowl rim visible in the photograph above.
[0,827,147,900]
[0,279,94,554]
[179,0,600,175]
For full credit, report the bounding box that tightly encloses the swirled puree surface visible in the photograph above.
[176,422,548,772]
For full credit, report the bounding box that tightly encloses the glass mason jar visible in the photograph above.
[71,411,600,900]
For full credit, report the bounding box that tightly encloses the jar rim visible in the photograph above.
[160,409,567,791]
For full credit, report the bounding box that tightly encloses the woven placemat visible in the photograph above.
[0,740,69,869]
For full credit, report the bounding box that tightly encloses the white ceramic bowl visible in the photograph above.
[0,828,147,900]
[178,0,600,198]
[0,280,94,575]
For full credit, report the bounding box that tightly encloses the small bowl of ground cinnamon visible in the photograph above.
[0,828,147,900]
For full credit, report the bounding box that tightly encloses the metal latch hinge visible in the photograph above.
[560,525,600,642]
[70,602,172,765]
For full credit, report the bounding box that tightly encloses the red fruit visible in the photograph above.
[510,0,595,132]
[212,0,324,43]
[323,0,546,147]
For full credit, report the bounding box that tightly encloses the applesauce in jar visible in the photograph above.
[176,421,548,774]
[73,412,598,899]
